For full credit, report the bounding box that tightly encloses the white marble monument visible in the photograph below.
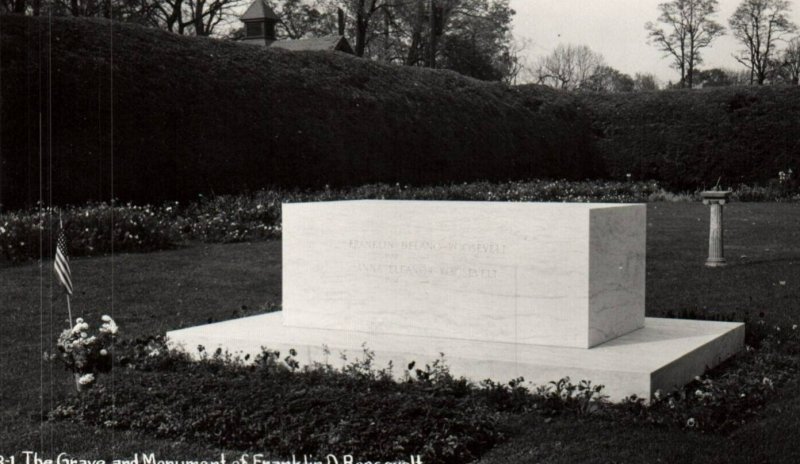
[168,200,744,401]
[283,201,645,348]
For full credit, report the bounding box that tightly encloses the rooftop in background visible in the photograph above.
[241,35,354,54]
[239,0,353,54]
[241,0,278,21]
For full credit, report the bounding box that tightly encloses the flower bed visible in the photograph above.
[49,316,800,461]
[3,179,798,264]
[0,202,183,263]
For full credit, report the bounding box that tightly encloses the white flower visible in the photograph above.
[793,324,797,331]
[0,226,5,234]
[76,317,84,324]
[78,373,95,385]
[763,377,774,387]
[80,332,88,339]
[686,417,697,428]
[695,389,705,398]
[101,315,112,322]
[100,349,108,356]
[100,320,118,335]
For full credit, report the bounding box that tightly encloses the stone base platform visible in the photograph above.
[167,314,744,402]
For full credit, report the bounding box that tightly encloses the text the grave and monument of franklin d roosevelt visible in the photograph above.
[168,200,744,401]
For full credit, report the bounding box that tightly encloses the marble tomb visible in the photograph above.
[168,200,744,401]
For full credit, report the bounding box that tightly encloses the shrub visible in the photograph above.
[50,314,800,461]
[1,15,598,212]
[0,180,663,262]
[4,179,798,264]
[52,315,119,391]
[0,202,182,263]
[608,317,800,433]
[580,87,800,190]
[168,179,665,245]
[52,342,507,464]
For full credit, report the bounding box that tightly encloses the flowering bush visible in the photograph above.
[1,180,665,262]
[49,314,800,456]
[731,169,800,202]
[0,202,183,263]
[778,169,794,184]
[179,192,283,243]
[4,178,799,264]
[170,180,667,244]
[611,315,800,433]
[52,342,506,464]
[55,315,119,390]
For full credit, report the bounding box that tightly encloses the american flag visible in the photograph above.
[54,221,73,296]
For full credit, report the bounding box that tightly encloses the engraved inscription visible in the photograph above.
[347,239,503,282]
[348,239,508,255]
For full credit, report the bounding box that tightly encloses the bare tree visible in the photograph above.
[729,0,797,85]
[582,65,635,92]
[501,37,529,85]
[781,37,800,84]
[633,72,660,90]
[263,0,335,39]
[319,0,386,56]
[535,44,604,90]
[645,0,725,88]
[149,0,245,36]
[394,0,452,66]
[383,0,514,79]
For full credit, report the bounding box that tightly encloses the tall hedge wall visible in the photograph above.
[5,14,799,210]
[580,86,800,189]
[0,14,599,210]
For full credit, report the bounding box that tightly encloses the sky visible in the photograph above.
[509,0,800,85]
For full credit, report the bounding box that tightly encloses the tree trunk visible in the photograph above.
[405,0,424,66]
[427,0,436,68]
[383,8,389,61]
[194,0,206,36]
[355,15,367,56]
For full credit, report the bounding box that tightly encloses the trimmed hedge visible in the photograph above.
[5,14,800,209]
[580,86,800,190]
[0,14,599,211]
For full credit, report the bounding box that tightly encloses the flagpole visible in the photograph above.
[66,293,73,328]
[56,212,74,328]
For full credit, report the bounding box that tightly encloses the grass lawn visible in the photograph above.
[2,202,800,462]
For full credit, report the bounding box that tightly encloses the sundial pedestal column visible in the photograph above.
[701,190,732,268]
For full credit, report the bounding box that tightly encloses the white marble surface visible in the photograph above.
[588,206,647,346]
[167,314,744,402]
[282,200,646,348]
